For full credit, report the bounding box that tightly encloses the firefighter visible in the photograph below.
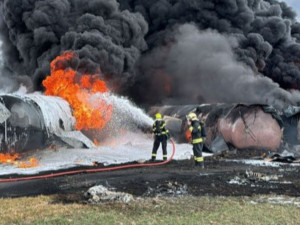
[187,112,206,167]
[151,113,170,161]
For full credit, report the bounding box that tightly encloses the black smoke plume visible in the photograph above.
[1,0,300,108]
[139,24,300,109]
[0,0,148,91]
[119,0,300,107]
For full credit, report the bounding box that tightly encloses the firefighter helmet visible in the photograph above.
[187,112,197,120]
[155,113,162,119]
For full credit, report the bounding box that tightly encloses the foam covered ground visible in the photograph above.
[0,132,211,175]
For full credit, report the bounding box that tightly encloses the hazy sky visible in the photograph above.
[281,0,300,20]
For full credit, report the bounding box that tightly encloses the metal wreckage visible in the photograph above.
[1,92,300,163]
[149,103,300,162]
[0,93,95,153]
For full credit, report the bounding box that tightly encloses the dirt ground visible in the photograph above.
[1,149,300,199]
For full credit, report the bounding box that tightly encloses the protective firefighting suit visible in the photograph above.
[188,113,206,167]
[151,113,169,161]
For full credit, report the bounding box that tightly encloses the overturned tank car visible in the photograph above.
[0,93,94,153]
[149,104,291,154]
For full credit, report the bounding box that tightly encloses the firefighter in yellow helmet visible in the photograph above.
[187,112,206,168]
[151,113,170,161]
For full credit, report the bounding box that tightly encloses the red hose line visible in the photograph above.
[0,139,176,183]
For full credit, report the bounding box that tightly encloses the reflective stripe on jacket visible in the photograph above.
[153,119,169,136]
[189,118,204,144]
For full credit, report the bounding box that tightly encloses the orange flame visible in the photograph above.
[42,51,113,130]
[93,139,99,146]
[185,129,192,142]
[0,153,38,168]
[16,158,38,168]
[0,153,19,164]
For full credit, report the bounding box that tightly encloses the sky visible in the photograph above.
[281,0,300,21]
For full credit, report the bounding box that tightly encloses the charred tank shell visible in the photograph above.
[0,95,46,152]
[0,94,94,153]
[219,105,283,151]
[150,104,288,152]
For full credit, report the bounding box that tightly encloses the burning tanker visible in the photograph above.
[0,51,153,156]
[0,91,153,156]
[43,51,113,131]
[0,51,112,153]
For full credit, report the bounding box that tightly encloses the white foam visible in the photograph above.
[230,159,300,167]
[0,133,211,175]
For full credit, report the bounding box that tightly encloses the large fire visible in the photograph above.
[42,51,113,130]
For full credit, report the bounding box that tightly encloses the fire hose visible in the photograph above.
[0,139,176,183]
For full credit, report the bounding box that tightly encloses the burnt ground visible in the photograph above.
[1,149,300,199]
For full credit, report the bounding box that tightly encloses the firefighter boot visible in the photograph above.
[150,153,157,162]
[195,161,204,169]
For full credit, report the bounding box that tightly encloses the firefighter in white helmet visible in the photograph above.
[187,112,206,167]
[151,113,170,161]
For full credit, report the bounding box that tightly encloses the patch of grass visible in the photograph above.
[0,195,299,225]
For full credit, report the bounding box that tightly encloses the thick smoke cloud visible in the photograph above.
[140,24,300,109]
[0,0,148,90]
[0,41,33,93]
[119,0,300,101]
[1,0,300,108]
